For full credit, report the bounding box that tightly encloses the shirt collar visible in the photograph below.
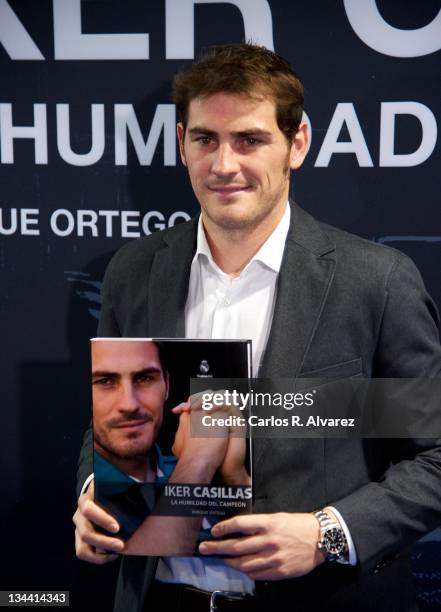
[193,203,291,275]
[94,443,169,489]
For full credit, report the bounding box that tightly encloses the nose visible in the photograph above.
[118,381,139,413]
[211,143,240,177]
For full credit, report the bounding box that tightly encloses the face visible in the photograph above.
[177,92,308,234]
[92,341,169,465]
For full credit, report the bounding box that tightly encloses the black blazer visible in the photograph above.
[77,203,441,611]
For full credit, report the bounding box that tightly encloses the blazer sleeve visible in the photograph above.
[333,253,441,575]
[76,255,122,499]
[97,252,122,338]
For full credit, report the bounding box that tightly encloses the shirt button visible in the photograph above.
[224,297,231,306]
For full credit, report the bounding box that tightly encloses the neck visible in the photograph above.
[202,201,287,276]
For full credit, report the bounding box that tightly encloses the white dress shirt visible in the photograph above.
[184,203,290,372]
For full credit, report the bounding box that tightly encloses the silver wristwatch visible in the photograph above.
[313,509,348,562]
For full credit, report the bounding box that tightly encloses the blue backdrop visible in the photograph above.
[1,1,440,609]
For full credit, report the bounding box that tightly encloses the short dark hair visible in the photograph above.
[173,42,304,142]
[152,340,169,378]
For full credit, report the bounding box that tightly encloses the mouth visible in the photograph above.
[207,185,252,197]
[114,420,151,431]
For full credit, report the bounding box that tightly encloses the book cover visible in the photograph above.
[91,337,252,556]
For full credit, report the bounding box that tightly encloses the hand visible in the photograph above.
[73,480,125,564]
[171,393,229,473]
[172,393,249,484]
[198,512,326,580]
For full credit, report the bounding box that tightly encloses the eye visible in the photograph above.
[195,136,213,146]
[93,376,115,387]
[135,373,153,383]
[134,371,161,385]
[242,137,260,146]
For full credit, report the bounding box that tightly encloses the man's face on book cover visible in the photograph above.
[92,340,169,466]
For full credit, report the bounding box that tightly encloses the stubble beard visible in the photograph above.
[94,426,155,464]
[200,154,291,233]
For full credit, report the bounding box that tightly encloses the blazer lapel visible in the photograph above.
[260,203,336,377]
[147,218,198,337]
[254,203,336,467]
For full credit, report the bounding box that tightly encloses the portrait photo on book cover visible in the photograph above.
[91,337,252,556]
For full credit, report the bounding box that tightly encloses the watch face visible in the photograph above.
[323,528,346,555]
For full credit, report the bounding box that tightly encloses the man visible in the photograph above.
[74,43,441,611]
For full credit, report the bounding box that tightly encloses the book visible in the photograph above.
[91,337,252,556]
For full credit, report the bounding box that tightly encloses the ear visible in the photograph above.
[289,121,309,170]
[176,123,187,167]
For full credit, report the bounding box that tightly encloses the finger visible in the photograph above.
[80,498,121,533]
[199,534,268,557]
[186,390,235,415]
[75,529,120,565]
[187,389,214,411]
[210,515,266,538]
[77,544,119,565]
[202,390,237,415]
[74,511,125,553]
[224,552,278,574]
[76,544,120,564]
[188,391,212,411]
[74,503,124,548]
[171,402,191,414]
[82,529,125,553]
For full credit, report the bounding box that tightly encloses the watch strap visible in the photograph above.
[313,509,348,561]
